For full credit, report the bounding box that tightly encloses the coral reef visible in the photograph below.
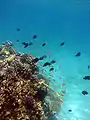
[0,44,62,120]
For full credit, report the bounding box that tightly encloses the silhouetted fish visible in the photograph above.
[33,35,37,39]
[39,55,47,60]
[68,110,72,112]
[82,90,88,95]
[60,42,65,46]
[83,76,90,80]
[43,62,51,67]
[49,67,54,71]
[16,40,19,42]
[16,28,20,31]
[75,52,81,57]
[32,58,39,63]
[42,43,46,46]
[22,42,29,48]
[88,65,90,69]
[28,42,33,46]
[50,60,56,64]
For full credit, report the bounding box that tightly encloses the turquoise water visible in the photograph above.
[0,0,90,120]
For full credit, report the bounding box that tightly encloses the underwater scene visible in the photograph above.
[0,0,90,120]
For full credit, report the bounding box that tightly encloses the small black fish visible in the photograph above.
[22,42,26,45]
[16,39,19,42]
[39,55,47,60]
[60,42,65,46]
[28,42,33,46]
[68,110,72,112]
[82,90,88,95]
[75,52,81,57]
[88,65,90,69]
[16,28,20,31]
[22,42,29,48]
[83,76,90,80]
[24,43,28,48]
[50,60,56,64]
[32,58,39,63]
[49,67,54,71]
[43,62,51,67]
[33,35,37,39]
[42,43,46,46]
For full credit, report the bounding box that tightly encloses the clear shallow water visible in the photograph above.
[0,0,90,120]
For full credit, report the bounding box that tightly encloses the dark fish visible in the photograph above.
[22,42,26,45]
[83,76,90,80]
[32,58,39,63]
[33,35,37,39]
[75,52,81,57]
[24,43,28,48]
[68,110,72,112]
[22,42,29,48]
[16,40,19,42]
[82,90,88,95]
[88,65,90,69]
[39,55,47,60]
[16,28,20,31]
[28,42,33,46]
[49,67,54,71]
[60,42,65,46]
[42,43,46,46]
[50,60,56,64]
[43,62,51,67]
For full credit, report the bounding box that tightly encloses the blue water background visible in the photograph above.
[0,0,90,120]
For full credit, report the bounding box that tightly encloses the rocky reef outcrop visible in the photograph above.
[0,43,62,120]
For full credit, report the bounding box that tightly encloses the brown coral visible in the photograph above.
[0,45,46,120]
[0,44,62,120]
